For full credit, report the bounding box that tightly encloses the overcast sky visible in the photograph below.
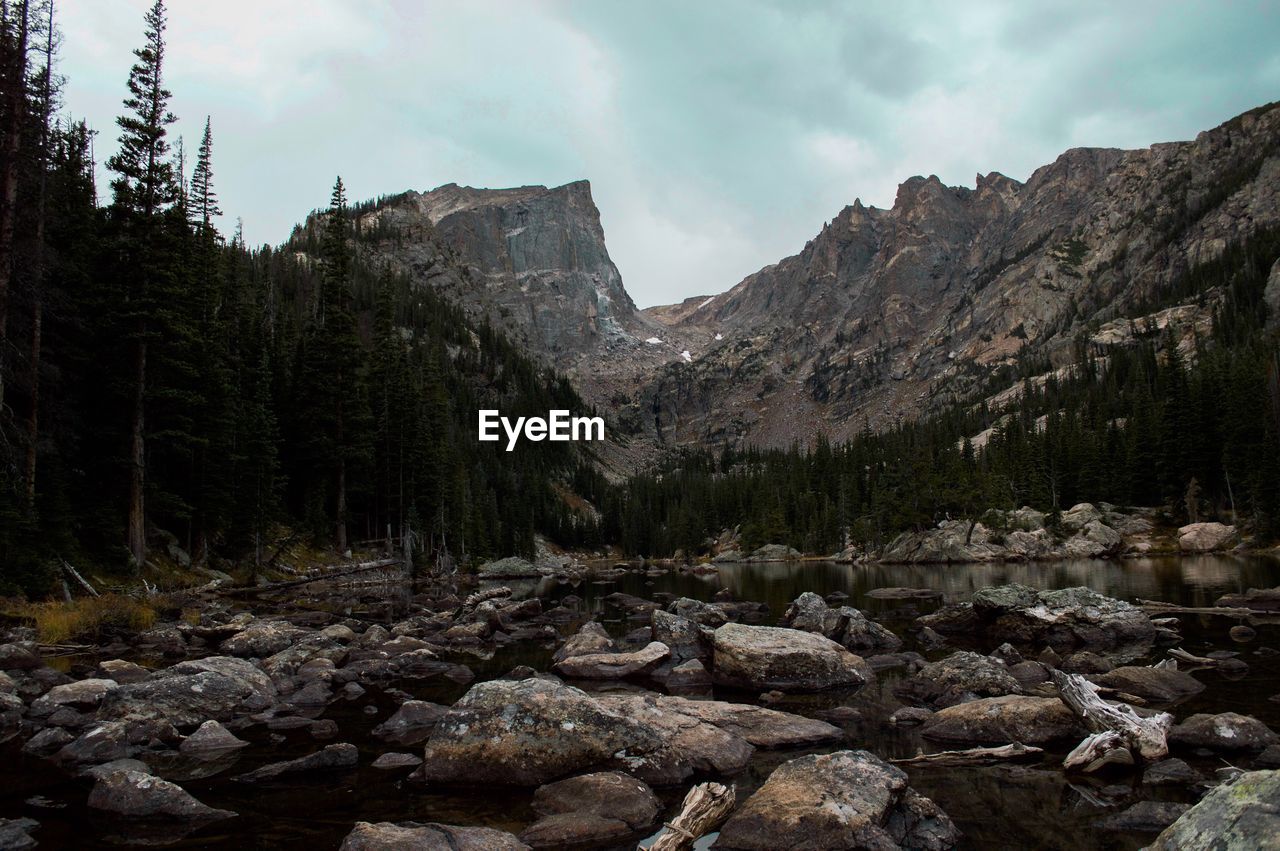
[61,1,1280,308]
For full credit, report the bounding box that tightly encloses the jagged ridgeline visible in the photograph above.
[611,223,1280,558]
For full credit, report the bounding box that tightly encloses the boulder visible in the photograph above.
[0,643,42,670]
[1215,587,1280,611]
[371,700,447,747]
[1169,713,1279,751]
[1177,522,1236,552]
[340,821,529,850]
[1095,666,1204,703]
[665,659,712,689]
[669,597,730,627]
[370,752,422,770]
[180,720,249,756]
[552,621,613,663]
[745,544,802,561]
[597,693,842,749]
[521,771,659,848]
[95,659,150,684]
[477,557,541,578]
[418,679,678,786]
[920,585,1156,649]
[219,620,302,657]
[894,651,1021,709]
[167,656,278,709]
[1060,503,1103,531]
[1098,801,1189,832]
[779,592,902,654]
[651,610,710,665]
[87,769,235,820]
[921,695,1086,745]
[880,519,1004,564]
[234,742,358,783]
[715,750,959,850]
[30,678,118,716]
[54,721,135,766]
[552,641,669,679]
[1149,770,1280,850]
[1062,520,1124,558]
[0,818,38,850]
[711,623,869,692]
[97,671,259,729]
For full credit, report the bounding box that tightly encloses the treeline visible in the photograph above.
[608,225,1280,558]
[0,1,605,596]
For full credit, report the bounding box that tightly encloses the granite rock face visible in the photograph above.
[1149,770,1280,850]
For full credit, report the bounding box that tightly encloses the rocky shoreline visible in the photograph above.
[1,558,1279,848]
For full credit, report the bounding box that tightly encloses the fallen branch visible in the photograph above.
[1168,648,1226,668]
[462,586,512,611]
[647,782,735,851]
[1052,669,1172,762]
[1137,599,1263,619]
[219,558,402,596]
[60,559,99,597]
[891,742,1043,767]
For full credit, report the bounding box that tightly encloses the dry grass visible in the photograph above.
[22,594,158,644]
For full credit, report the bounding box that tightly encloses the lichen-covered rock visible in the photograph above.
[340,821,529,850]
[87,769,235,820]
[711,623,869,692]
[477,556,542,578]
[551,641,670,679]
[779,592,902,654]
[921,695,1086,745]
[97,671,259,729]
[715,750,959,850]
[418,679,680,786]
[894,651,1021,709]
[29,678,118,717]
[1148,770,1280,850]
[920,585,1156,649]
[219,620,302,657]
[1169,713,1279,751]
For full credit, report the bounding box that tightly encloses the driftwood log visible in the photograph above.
[891,742,1043,767]
[1137,599,1264,618]
[648,782,735,851]
[1063,730,1135,772]
[219,558,402,596]
[1052,670,1172,764]
[1168,648,1228,668]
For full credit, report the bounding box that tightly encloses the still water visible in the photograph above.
[3,555,1278,849]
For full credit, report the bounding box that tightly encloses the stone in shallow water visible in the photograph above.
[1149,770,1280,850]
[1168,713,1280,751]
[550,641,670,679]
[1094,666,1205,703]
[519,770,660,848]
[371,752,422,770]
[233,743,358,783]
[0,818,38,850]
[715,750,959,850]
[711,622,869,692]
[179,720,248,757]
[1098,801,1190,832]
[87,768,235,820]
[371,700,448,746]
[921,695,1086,745]
[340,821,529,850]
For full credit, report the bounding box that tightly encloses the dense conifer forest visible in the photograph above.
[1,0,1277,597]
[0,0,607,597]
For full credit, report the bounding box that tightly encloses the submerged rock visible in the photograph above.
[1149,769,1280,850]
[87,769,235,820]
[921,695,1086,745]
[340,821,529,850]
[371,700,447,747]
[1098,801,1189,832]
[715,750,959,850]
[520,771,659,848]
[711,622,869,692]
[551,641,670,679]
[233,743,358,783]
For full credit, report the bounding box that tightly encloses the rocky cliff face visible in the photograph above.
[638,102,1280,447]
[352,181,687,412]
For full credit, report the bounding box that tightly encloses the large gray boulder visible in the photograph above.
[219,620,303,657]
[779,592,902,654]
[1177,522,1237,552]
[1149,770,1280,850]
[417,679,679,786]
[711,623,869,692]
[714,750,959,850]
[97,671,260,729]
[1095,666,1204,703]
[552,621,613,663]
[340,821,529,850]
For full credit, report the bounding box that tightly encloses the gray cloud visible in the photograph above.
[61,0,1280,307]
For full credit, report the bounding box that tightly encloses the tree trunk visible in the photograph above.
[128,333,147,569]
[0,0,30,411]
[648,782,735,851]
[25,0,53,507]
